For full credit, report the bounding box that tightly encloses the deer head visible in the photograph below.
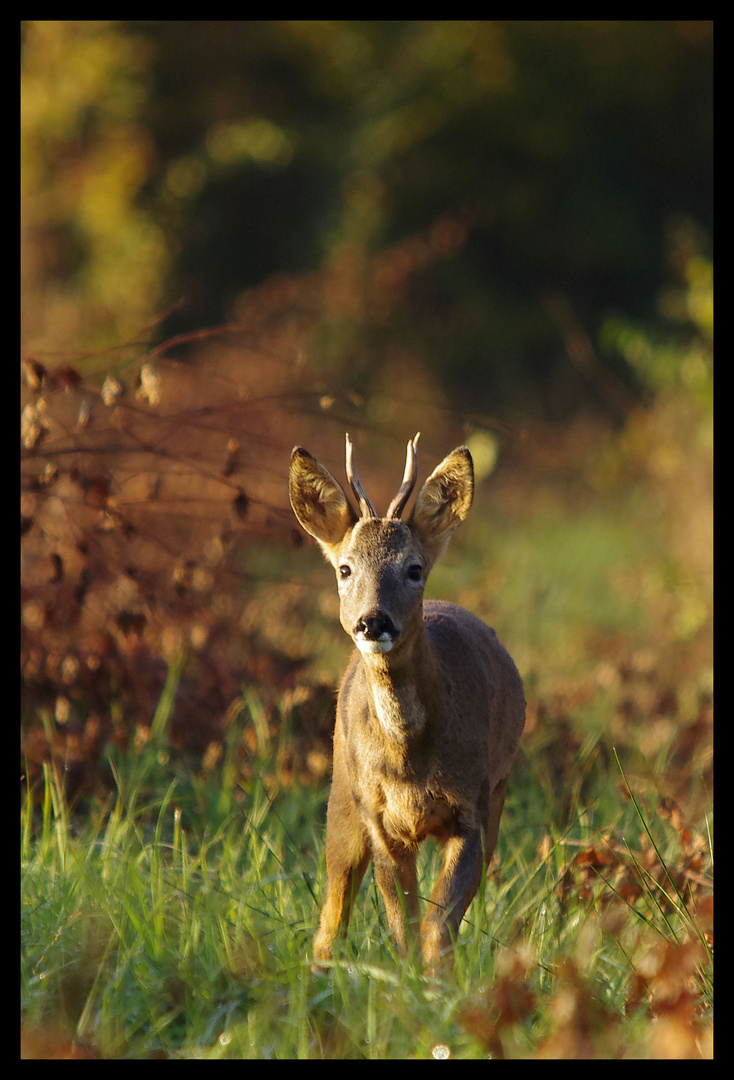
[289,434,474,659]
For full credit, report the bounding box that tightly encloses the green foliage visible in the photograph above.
[601,236,713,401]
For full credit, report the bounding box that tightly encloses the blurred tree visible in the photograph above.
[21,20,167,351]
[22,20,712,419]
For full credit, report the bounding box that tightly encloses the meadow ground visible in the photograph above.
[21,437,712,1058]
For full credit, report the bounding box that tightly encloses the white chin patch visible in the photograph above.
[356,636,394,655]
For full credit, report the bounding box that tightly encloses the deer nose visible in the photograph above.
[354,612,400,654]
[356,613,398,640]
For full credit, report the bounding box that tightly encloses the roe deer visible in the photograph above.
[289,433,525,972]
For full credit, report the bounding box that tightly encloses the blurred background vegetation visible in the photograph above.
[21,20,712,415]
[21,18,711,805]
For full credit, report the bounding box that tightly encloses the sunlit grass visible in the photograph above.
[22,719,321,1058]
[22,684,711,1058]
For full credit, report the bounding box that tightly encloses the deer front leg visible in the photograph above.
[421,830,484,971]
[313,770,370,970]
[313,846,370,970]
[372,843,420,958]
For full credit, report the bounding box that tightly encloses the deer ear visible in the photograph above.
[289,447,357,557]
[409,447,474,563]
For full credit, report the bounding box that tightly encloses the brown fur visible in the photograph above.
[289,436,525,971]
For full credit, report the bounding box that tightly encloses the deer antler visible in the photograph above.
[345,433,377,518]
[386,433,421,520]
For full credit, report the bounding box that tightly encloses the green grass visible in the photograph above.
[21,686,712,1059]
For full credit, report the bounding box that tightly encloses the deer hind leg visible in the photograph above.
[484,773,510,867]
[420,776,512,971]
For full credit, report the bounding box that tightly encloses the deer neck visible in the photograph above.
[360,630,440,743]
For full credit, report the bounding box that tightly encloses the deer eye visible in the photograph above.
[407,564,423,582]
[338,564,351,579]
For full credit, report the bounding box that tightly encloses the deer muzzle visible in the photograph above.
[353,612,400,655]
